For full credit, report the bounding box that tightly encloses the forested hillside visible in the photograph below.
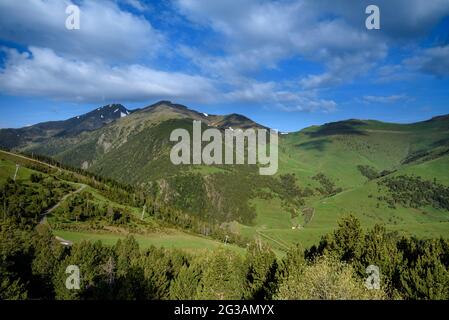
[1,102,449,250]
[2,150,449,300]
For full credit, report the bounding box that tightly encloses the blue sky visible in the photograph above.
[0,0,448,132]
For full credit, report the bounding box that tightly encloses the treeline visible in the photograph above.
[13,150,125,187]
[6,150,147,209]
[2,215,449,300]
[258,173,313,219]
[357,165,394,181]
[377,175,449,210]
[306,215,449,299]
[0,176,75,224]
[402,147,449,165]
[158,172,315,233]
[162,171,316,225]
[2,154,249,248]
[149,202,250,247]
[52,193,131,226]
[20,151,134,191]
[312,173,342,196]
[162,172,258,225]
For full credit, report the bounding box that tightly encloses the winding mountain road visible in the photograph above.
[39,184,87,246]
[39,184,87,224]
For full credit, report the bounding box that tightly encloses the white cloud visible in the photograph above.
[0,46,336,112]
[122,0,151,12]
[362,94,409,104]
[180,45,285,80]
[317,0,449,39]
[375,45,449,81]
[175,0,448,90]
[279,97,337,113]
[0,47,217,103]
[225,82,277,103]
[224,81,337,113]
[175,0,386,90]
[0,0,163,62]
[374,64,413,83]
[405,45,449,77]
[0,0,446,113]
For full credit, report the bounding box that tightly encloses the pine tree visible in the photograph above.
[244,240,277,299]
[170,264,201,300]
[357,224,403,298]
[31,224,67,299]
[196,248,245,300]
[400,239,449,299]
[139,247,172,299]
[53,241,111,300]
[114,236,145,299]
[275,255,385,300]
[333,215,364,262]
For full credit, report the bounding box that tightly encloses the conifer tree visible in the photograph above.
[244,240,277,300]
[196,248,244,300]
[170,263,201,300]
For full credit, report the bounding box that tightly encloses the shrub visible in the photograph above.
[275,255,386,300]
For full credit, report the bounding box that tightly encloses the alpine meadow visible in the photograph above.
[1,0,449,304]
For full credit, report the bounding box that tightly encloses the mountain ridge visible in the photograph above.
[2,99,448,141]
[1,100,449,250]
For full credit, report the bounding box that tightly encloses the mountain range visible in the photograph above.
[1,100,449,248]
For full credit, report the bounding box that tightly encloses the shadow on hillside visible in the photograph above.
[305,120,368,138]
[295,139,331,152]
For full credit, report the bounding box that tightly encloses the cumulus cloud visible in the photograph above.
[0,0,447,113]
[0,0,163,62]
[376,45,449,81]
[316,0,449,39]
[0,46,336,112]
[0,47,217,103]
[405,45,449,77]
[174,0,386,90]
[175,0,448,89]
[299,48,384,89]
[224,81,337,113]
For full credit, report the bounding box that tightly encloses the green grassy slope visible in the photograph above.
[278,118,449,188]
[247,155,449,248]
[236,117,449,249]
[3,104,449,253]
[0,150,244,253]
[53,229,245,254]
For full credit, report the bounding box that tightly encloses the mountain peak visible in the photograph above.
[143,100,188,110]
[210,113,267,130]
[76,103,130,121]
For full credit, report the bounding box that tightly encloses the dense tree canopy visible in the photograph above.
[2,214,449,300]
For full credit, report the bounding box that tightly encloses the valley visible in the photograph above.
[1,101,448,254]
